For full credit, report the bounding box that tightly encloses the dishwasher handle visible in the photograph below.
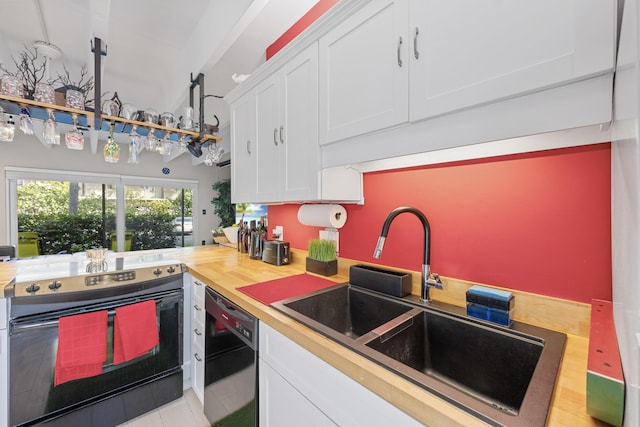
[212,297,253,324]
[205,287,258,349]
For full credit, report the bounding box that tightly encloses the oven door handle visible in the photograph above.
[10,308,120,333]
[10,291,183,334]
[11,318,60,333]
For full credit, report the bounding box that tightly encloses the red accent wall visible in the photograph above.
[266,0,340,60]
[268,144,612,303]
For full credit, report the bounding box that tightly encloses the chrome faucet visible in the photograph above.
[373,206,443,302]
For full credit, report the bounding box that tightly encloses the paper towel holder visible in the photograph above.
[297,204,347,254]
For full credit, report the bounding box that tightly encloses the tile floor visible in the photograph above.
[117,388,209,427]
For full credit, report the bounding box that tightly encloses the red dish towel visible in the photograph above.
[113,300,159,364]
[55,310,108,386]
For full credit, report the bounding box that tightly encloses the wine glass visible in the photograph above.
[146,129,159,152]
[104,122,119,163]
[177,135,187,151]
[65,114,84,150]
[128,126,142,164]
[0,106,15,142]
[158,132,173,156]
[204,142,224,166]
[19,108,34,135]
[43,109,60,145]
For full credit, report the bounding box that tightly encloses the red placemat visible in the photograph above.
[238,273,340,305]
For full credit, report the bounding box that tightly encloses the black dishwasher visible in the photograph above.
[204,287,258,426]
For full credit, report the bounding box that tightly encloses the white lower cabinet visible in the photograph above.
[191,279,206,404]
[259,323,422,427]
[260,362,336,427]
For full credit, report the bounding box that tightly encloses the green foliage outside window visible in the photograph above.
[18,213,176,254]
[17,180,190,254]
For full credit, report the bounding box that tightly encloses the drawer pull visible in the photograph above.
[194,304,202,311]
[194,353,202,362]
[194,328,202,336]
[194,281,202,286]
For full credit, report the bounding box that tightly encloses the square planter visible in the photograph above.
[306,257,338,276]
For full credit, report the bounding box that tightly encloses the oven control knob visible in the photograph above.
[153,268,162,276]
[167,266,176,274]
[26,283,40,294]
[48,280,62,291]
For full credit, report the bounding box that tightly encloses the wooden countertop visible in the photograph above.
[174,246,606,427]
[0,246,607,426]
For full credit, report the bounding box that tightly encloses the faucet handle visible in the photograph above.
[426,273,444,290]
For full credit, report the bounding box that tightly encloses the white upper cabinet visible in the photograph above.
[281,43,321,201]
[230,42,362,204]
[230,89,257,204]
[255,73,281,202]
[408,0,617,122]
[319,0,409,146]
[230,0,616,188]
[256,43,319,203]
[318,0,616,148]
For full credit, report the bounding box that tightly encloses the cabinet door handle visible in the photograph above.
[194,353,202,362]
[194,328,202,336]
[279,125,284,144]
[413,27,419,59]
[194,304,202,311]
[246,140,251,154]
[273,128,278,146]
[397,36,403,67]
[194,281,202,286]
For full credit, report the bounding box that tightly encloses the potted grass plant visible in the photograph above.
[306,239,338,276]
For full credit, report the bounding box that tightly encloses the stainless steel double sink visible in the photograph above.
[271,284,566,427]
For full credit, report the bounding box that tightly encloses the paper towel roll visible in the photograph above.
[297,204,347,229]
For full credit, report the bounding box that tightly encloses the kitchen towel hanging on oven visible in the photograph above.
[55,310,108,386]
[113,300,159,364]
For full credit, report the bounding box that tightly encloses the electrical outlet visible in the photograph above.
[319,229,339,255]
[273,225,284,241]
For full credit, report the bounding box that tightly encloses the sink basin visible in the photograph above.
[366,309,542,415]
[276,284,413,339]
[272,284,566,427]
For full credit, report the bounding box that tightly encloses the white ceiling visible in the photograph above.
[0,0,320,128]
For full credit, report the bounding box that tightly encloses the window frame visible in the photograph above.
[5,167,198,253]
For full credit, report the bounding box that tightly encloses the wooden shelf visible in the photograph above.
[0,94,221,145]
[0,94,94,129]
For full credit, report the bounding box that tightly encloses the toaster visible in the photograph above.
[262,240,290,266]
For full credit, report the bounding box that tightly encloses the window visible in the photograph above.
[6,168,197,257]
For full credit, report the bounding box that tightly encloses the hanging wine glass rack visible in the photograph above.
[0,93,221,145]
